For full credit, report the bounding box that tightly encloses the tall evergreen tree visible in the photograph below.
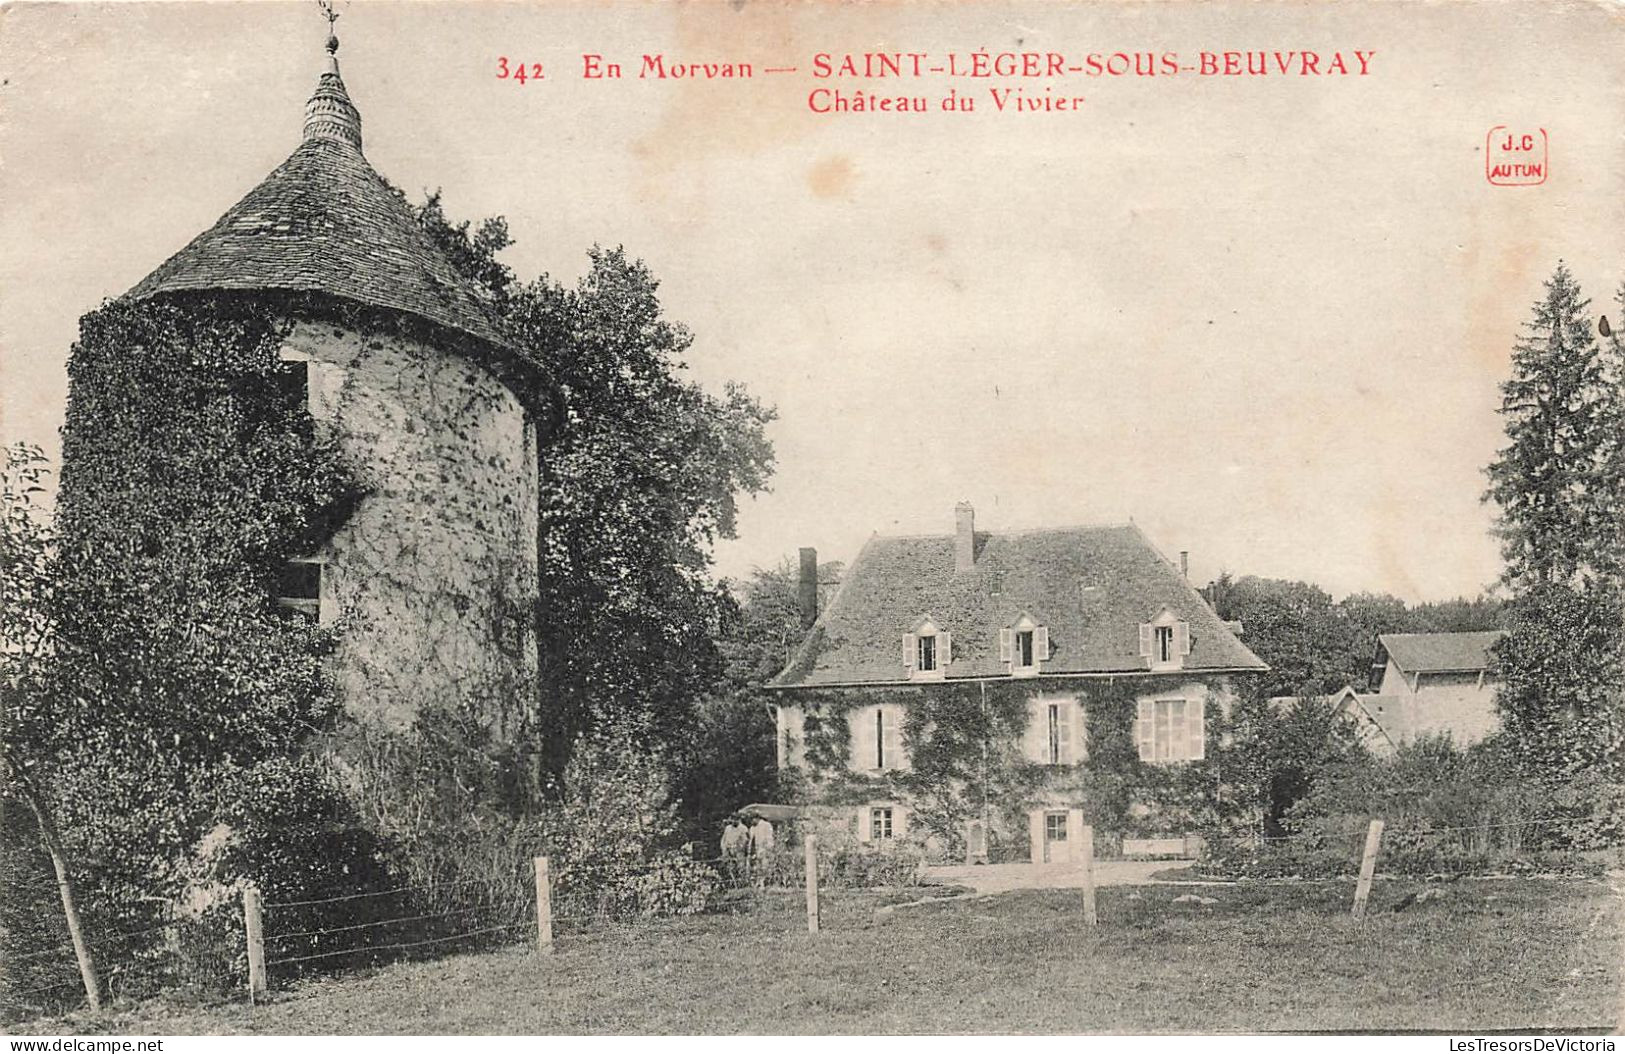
[1484,263,1616,591]
[1483,264,1625,778]
[1597,283,1625,584]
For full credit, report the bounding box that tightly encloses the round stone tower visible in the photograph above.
[128,34,540,734]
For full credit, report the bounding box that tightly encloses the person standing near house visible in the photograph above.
[749,816,776,887]
[721,814,750,885]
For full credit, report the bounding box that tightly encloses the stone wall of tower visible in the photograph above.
[283,319,539,734]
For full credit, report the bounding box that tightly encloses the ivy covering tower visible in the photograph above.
[123,29,545,733]
[21,23,548,963]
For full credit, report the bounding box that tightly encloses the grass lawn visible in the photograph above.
[21,877,1623,1035]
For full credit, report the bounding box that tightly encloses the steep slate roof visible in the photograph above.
[1377,631,1504,675]
[773,523,1265,688]
[129,48,512,353]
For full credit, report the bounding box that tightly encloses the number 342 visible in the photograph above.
[497,57,545,83]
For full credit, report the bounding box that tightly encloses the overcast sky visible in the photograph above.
[3,0,1623,603]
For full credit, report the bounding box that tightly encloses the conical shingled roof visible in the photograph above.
[129,47,511,352]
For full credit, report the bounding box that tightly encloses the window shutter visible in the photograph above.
[1169,701,1187,760]
[856,805,872,842]
[882,707,903,770]
[1135,699,1156,761]
[1035,626,1050,662]
[1024,699,1048,763]
[1139,623,1153,657]
[903,633,917,669]
[1188,698,1207,761]
[894,804,909,839]
[1055,701,1073,764]
[1071,701,1086,761]
[999,628,1012,662]
[1028,809,1044,864]
[1176,621,1192,657]
[850,708,877,770]
[938,631,952,668]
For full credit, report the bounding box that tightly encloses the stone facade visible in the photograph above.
[774,672,1243,861]
[284,319,539,733]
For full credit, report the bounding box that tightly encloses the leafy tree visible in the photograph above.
[715,557,843,692]
[1,444,102,1010]
[1206,574,1364,696]
[1222,692,1369,835]
[1407,595,1507,633]
[1204,575,1503,824]
[669,693,777,847]
[539,726,718,917]
[671,558,843,845]
[1209,574,1506,701]
[1494,582,1624,778]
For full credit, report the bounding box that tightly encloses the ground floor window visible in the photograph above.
[1044,811,1067,844]
[870,806,894,841]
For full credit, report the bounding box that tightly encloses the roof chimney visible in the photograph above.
[954,502,976,572]
[1180,551,1189,579]
[798,547,819,629]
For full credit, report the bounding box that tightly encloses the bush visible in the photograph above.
[1199,736,1625,879]
[823,841,926,888]
[539,726,720,919]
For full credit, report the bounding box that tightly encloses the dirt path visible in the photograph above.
[924,859,1216,894]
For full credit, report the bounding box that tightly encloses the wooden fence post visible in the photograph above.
[242,883,267,1002]
[1080,825,1098,927]
[534,856,553,953]
[1351,818,1385,918]
[804,834,820,934]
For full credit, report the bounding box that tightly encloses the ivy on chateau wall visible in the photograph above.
[777,676,1250,858]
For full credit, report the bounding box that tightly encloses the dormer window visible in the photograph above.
[904,618,950,681]
[1139,608,1191,671]
[999,614,1049,678]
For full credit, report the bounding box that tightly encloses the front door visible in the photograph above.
[1043,810,1069,863]
[965,819,988,864]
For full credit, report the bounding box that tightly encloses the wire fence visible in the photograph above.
[1201,811,1624,862]
[7,814,1621,1019]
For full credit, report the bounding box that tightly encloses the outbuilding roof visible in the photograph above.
[1376,631,1504,675]
[773,522,1265,688]
[128,46,513,355]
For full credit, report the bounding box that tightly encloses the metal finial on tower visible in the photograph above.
[316,0,341,69]
[303,0,362,149]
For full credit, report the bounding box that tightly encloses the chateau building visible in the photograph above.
[770,503,1266,862]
